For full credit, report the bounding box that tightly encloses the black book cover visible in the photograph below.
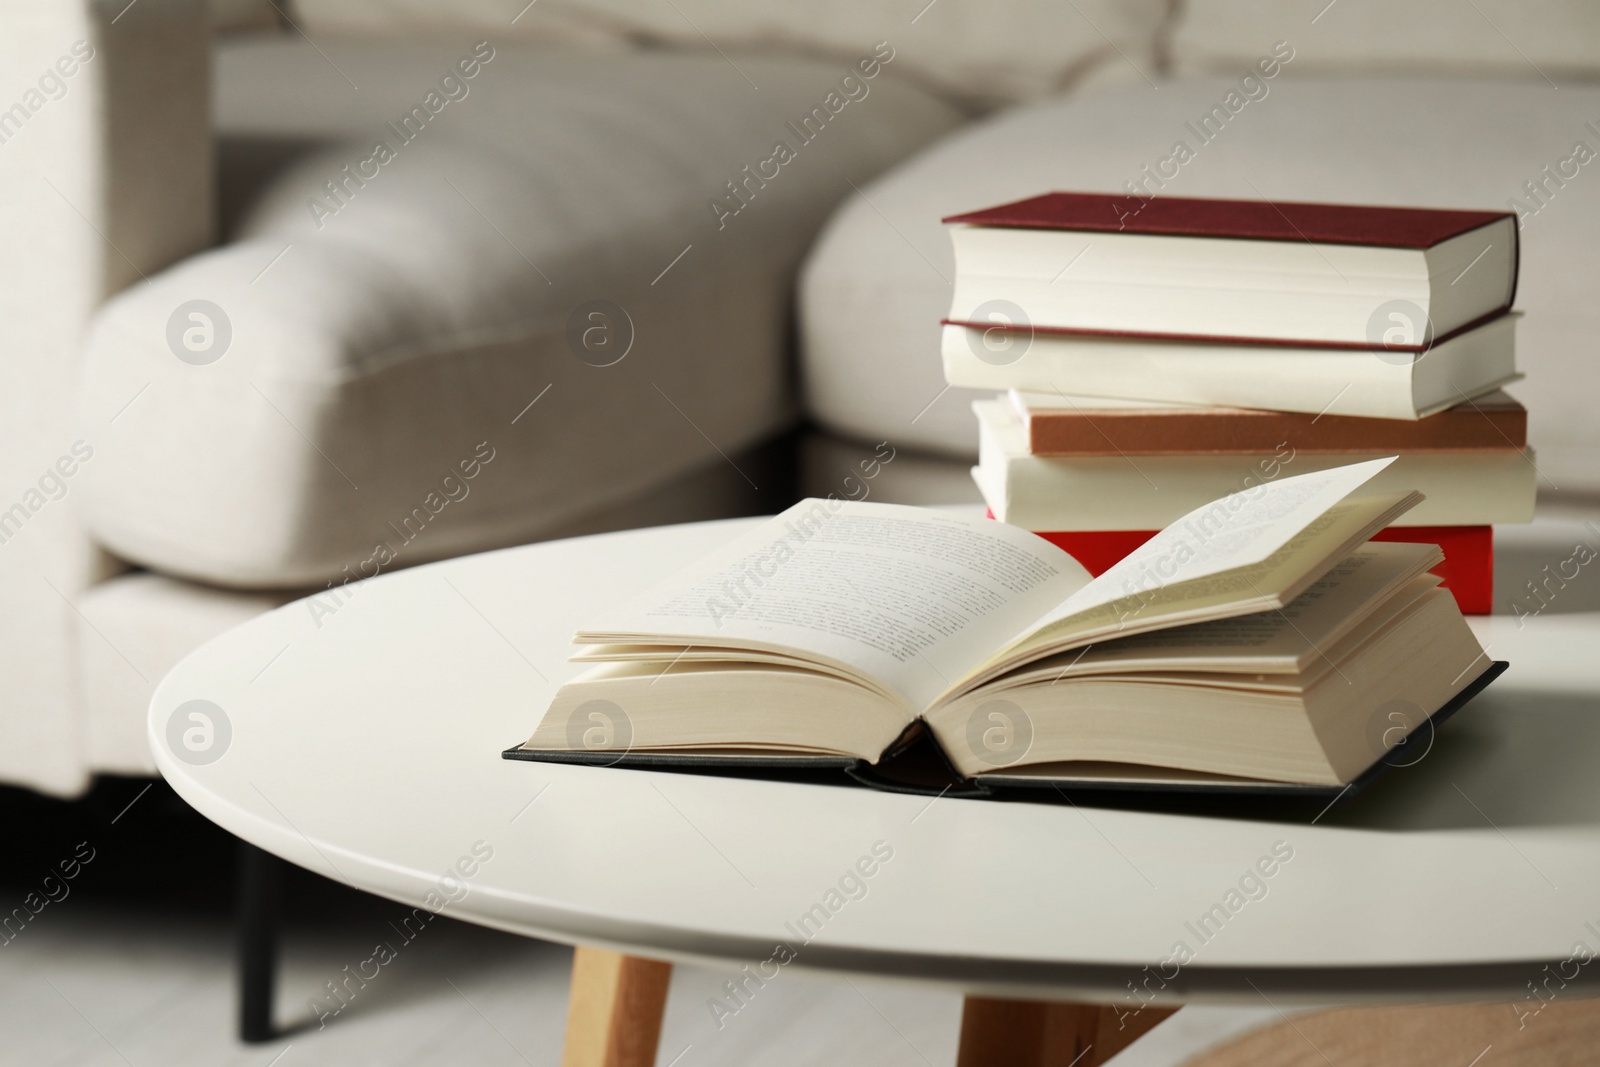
[502,662,1507,807]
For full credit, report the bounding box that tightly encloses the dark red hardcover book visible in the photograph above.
[1365,527,1492,615]
[992,520,1494,615]
[944,192,1513,250]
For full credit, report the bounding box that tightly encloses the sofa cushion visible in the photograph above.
[291,0,1173,108]
[1171,0,1600,81]
[78,573,291,776]
[209,0,279,34]
[800,430,980,508]
[798,76,1600,490]
[75,37,963,588]
[78,444,797,776]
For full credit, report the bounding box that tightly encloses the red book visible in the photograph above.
[995,519,1493,615]
[944,192,1514,249]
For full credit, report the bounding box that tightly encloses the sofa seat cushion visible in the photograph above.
[799,76,1600,490]
[76,37,963,588]
[78,573,292,776]
[1171,0,1600,81]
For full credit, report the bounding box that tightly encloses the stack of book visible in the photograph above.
[940,192,1536,614]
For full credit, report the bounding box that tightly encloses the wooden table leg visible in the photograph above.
[562,946,674,1067]
[956,995,1178,1067]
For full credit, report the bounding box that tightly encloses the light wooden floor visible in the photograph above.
[0,893,1285,1066]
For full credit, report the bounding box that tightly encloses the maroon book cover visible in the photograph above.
[944,192,1513,249]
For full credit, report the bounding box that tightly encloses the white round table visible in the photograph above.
[151,516,1600,1066]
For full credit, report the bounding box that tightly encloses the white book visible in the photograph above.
[971,399,1536,530]
[941,314,1519,420]
[946,214,1515,345]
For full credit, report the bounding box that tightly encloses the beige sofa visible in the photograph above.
[7,0,1598,785]
[3,0,1171,796]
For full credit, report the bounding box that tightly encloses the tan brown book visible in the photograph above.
[1011,389,1526,455]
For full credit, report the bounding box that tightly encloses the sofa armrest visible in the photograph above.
[0,0,214,298]
[0,0,211,795]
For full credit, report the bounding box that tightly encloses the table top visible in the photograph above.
[151,514,1600,1006]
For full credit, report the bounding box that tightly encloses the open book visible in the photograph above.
[506,459,1504,797]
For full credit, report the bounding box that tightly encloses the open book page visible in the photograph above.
[1041,456,1398,625]
[937,459,1410,702]
[987,542,1443,682]
[578,499,1092,710]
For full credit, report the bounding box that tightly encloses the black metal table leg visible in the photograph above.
[237,839,283,1043]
